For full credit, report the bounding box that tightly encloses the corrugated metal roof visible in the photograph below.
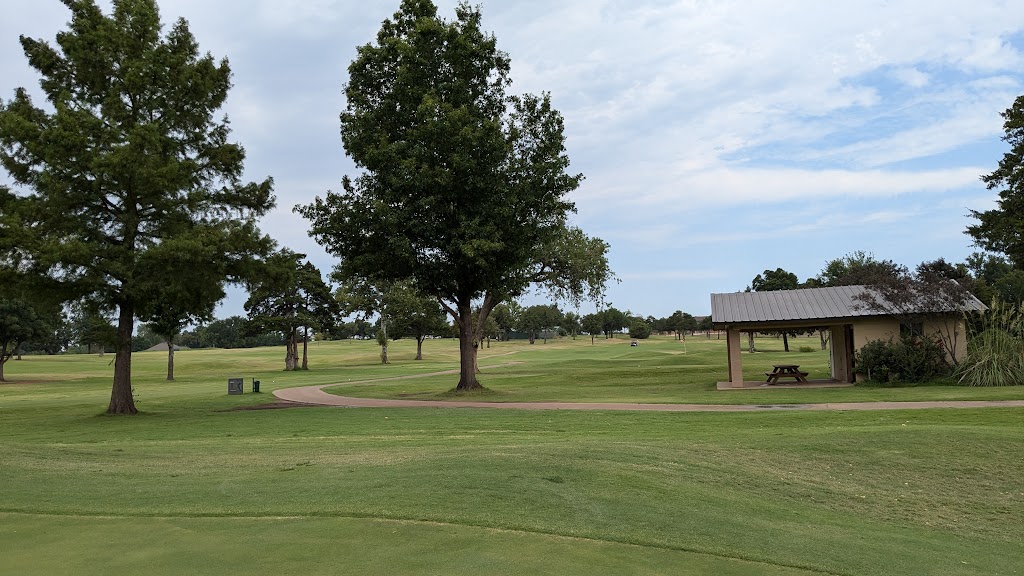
[710,285,984,324]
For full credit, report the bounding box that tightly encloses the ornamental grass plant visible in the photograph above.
[957,300,1024,386]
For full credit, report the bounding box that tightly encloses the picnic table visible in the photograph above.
[764,364,809,385]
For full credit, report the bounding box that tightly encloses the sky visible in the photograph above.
[2,0,1023,320]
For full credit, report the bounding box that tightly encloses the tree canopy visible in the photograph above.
[0,298,47,382]
[814,251,904,287]
[969,94,1024,267]
[749,268,799,292]
[517,304,562,344]
[336,278,447,362]
[0,0,274,413]
[299,0,611,389]
[245,251,337,371]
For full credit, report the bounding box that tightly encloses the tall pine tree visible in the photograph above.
[0,0,274,413]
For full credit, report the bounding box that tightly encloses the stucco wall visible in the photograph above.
[924,316,968,363]
[851,318,900,350]
[851,315,967,363]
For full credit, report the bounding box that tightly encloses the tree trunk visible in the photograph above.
[529,333,536,344]
[783,332,790,352]
[416,336,424,360]
[473,340,481,374]
[590,334,595,345]
[107,303,138,415]
[285,329,297,370]
[301,327,309,370]
[747,331,755,353]
[820,330,828,350]
[0,358,6,382]
[455,303,481,390]
[380,342,389,364]
[166,338,174,381]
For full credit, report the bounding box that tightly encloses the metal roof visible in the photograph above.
[710,285,983,325]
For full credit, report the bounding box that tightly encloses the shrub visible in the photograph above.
[628,320,651,340]
[798,346,815,353]
[956,300,1024,386]
[855,335,950,384]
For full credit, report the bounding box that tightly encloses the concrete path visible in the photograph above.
[274,374,1024,412]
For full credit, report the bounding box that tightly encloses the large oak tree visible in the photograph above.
[299,0,611,390]
[0,0,274,413]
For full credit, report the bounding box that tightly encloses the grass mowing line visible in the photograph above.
[313,361,526,387]
[0,511,846,576]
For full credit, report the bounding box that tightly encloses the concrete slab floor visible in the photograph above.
[716,379,854,390]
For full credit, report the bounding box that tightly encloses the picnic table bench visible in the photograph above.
[765,364,809,385]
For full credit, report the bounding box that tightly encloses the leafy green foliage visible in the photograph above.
[697,315,714,332]
[0,0,275,413]
[245,251,338,370]
[599,307,628,338]
[298,0,610,389]
[665,310,696,339]
[749,268,799,291]
[0,298,46,380]
[581,312,603,344]
[561,311,582,339]
[854,336,950,384]
[179,316,282,350]
[812,251,902,287]
[336,278,447,362]
[628,318,651,339]
[517,304,562,344]
[969,94,1024,267]
[69,305,117,354]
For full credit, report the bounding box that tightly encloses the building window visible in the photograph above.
[900,322,924,338]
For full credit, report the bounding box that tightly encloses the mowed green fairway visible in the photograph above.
[1,337,1022,575]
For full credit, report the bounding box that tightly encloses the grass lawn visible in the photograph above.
[319,335,1024,404]
[1,338,1022,575]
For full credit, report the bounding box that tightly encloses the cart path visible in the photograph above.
[273,367,1024,412]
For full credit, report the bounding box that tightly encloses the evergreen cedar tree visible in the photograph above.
[0,0,275,414]
[969,94,1024,268]
[299,0,611,390]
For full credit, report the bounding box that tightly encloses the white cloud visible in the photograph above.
[2,0,1023,318]
[890,67,930,88]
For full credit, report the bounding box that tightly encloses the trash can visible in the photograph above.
[252,379,261,393]
[228,378,243,395]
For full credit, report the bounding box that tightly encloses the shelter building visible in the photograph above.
[710,285,984,388]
